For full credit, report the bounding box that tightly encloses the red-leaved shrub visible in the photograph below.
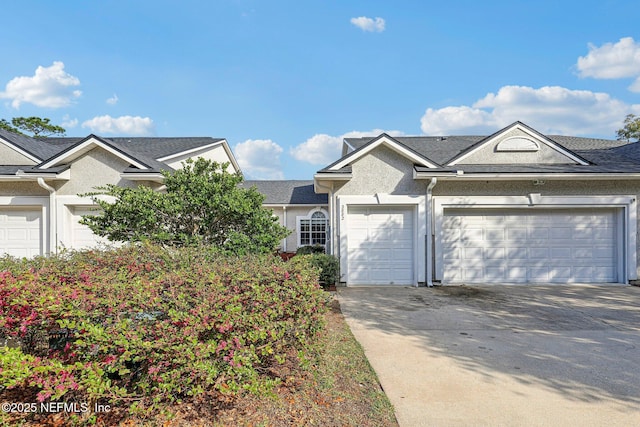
[0,243,328,416]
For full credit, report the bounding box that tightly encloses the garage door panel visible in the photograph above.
[507,228,527,240]
[443,208,619,284]
[486,248,507,259]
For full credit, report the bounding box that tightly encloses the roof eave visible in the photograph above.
[15,169,71,180]
[414,171,640,180]
[119,172,165,182]
[314,172,352,181]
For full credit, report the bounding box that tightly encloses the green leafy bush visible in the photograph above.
[0,243,327,417]
[296,245,326,255]
[292,254,340,288]
[81,158,290,254]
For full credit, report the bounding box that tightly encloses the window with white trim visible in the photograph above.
[298,210,328,247]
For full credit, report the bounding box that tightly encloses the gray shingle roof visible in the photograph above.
[242,180,328,205]
[0,130,225,175]
[338,132,640,174]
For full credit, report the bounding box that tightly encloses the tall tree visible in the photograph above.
[616,114,640,142]
[0,116,65,137]
[0,119,20,134]
[80,158,290,255]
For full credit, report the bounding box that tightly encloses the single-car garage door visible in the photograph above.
[442,208,619,283]
[0,207,43,258]
[346,206,414,285]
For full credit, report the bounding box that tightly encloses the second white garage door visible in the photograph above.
[442,208,620,283]
[70,206,110,249]
[346,206,414,285]
[0,207,43,258]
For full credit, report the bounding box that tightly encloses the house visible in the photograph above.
[4,120,640,287]
[313,121,640,286]
[0,128,239,257]
[241,180,328,253]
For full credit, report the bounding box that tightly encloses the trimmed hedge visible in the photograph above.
[0,243,328,415]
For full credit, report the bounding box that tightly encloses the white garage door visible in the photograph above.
[346,206,414,285]
[70,206,110,249]
[442,208,619,283]
[0,208,43,258]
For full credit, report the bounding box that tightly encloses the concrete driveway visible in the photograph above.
[337,285,640,427]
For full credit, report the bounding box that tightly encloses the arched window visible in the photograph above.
[298,210,328,247]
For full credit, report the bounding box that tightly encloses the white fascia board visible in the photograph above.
[416,172,640,180]
[0,137,41,163]
[314,173,352,180]
[14,169,70,180]
[329,136,439,171]
[448,123,589,166]
[119,172,165,182]
[413,170,461,179]
[220,139,242,173]
[39,137,148,170]
[262,203,329,208]
[343,140,356,153]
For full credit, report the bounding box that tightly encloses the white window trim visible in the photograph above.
[296,207,329,248]
[337,195,426,285]
[433,195,637,283]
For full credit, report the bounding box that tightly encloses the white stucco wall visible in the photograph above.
[55,147,136,195]
[0,143,38,165]
[0,182,48,197]
[333,145,427,197]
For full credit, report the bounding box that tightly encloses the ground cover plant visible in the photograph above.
[0,243,328,425]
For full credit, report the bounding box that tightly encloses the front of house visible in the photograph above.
[314,122,640,286]
[2,122,640,286]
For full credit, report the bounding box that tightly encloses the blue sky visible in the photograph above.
[1,1,639,179]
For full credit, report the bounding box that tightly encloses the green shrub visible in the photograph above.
[292,254,339,287]
[81,158,290,254]
[0,243,327,417]
[296,245,326,255]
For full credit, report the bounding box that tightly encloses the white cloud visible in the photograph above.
[0,61,81,108]
[81,115,155,136]
[291,129,404,165]
[350,16,385,33]
[420,85,640,136]
[234,139,284,180]
[61,115,78,129]
[577,37,640,92]
[106,94,119,105]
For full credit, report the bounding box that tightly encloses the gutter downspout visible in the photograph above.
[425,177,437,287]
[37,178,56,255]
[282,206,287,252]
[314,180,334,255]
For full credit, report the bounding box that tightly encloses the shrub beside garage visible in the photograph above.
[0,243,328,419]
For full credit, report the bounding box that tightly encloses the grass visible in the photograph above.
[209,297,398,426]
